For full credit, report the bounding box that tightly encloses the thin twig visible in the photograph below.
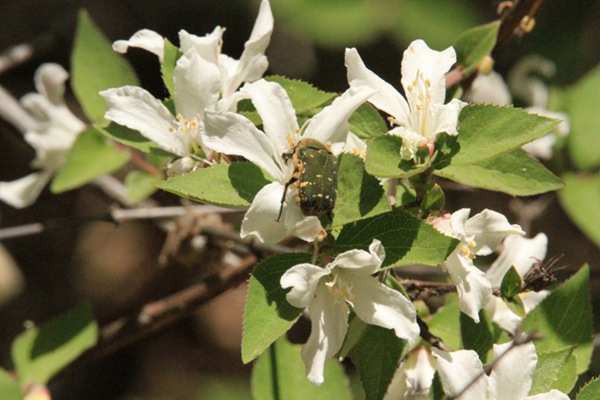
[417,315,450,352]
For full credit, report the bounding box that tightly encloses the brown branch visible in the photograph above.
[417,315,451,352]
[397,277,457,301]
[493,0,545,59]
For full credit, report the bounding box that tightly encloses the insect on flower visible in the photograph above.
[277,138,339,221]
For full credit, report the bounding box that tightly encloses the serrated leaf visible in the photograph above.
[332,153,391,227]
[161,38,182,97]
[435,148,563,196]
[71,10,139,121]
[349,325,407,400]
[349,103,388,139]
[265,75,336,115]
[460,310,494,363]
[576,376,600,400]
[565,65,600,170]
[521,265,593,374]
[335,210,459,268]
[251,336,352,400]
[0,369,22,400]
[453,22,500,76]
[125,170,160,203]
[97,122,174,157]
[365,135,433,178]
[501,266,522,298]
[530,347,577,395]
[449,104,559,166]
[558,172,600,248]
[242,253,310,364]
[156,163,273,209]
[50,127,130,193]
[12,303,97,386]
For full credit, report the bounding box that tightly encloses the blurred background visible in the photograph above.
[1,0,599,398]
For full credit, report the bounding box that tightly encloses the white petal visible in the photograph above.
[522,134,557,160]
[112,29,165,60]
[343,132,367,157]
[525,389,570,400]
[240,181,290,243]
[489,341,537,400]
[391,126,428,160]
[522,290,550,313]
[486,233,548,287]
[329,239,384,276]
[463,71,512,105]
[303,86,375,151]
[443,251,492,322]
[302,283,349,386]
[440,208,471,238]
[0,170,53,208]
[486,297,522,334]
[425,98,466,139]
[203,110,284,181]
[281,263,330,308]
[101,86,190,157]
[178,28,222,64]
[345,48,411,125]
[350,276,420,346]
[284,207,323,243]
[465,209,525,256]
[34,63,68,105]
[241,80,298,157]
[432,348,488,400]
[173,50,221,117]
[401,40,456,105]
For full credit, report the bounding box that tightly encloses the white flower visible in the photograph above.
[463,71,512,106]
[433,340,569,400]
[485,233,551,333]
[280,240,420,386]
[0,63,85,208]
[384,347,436,400]
[346,39,466,161]
[203,79,374,244]
[521,106,569,160]
[432,209,525,322]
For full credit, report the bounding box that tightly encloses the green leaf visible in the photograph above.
[503,295,526,318]
[335,210,459,268]
[98,122,174,157]
[449,104,559,166]
[161,38,182,97]
[71,10,139,121]
[50,127,130,193]
[564,65,600,170]
[453,22,500,76]
[521,265,593,374]
[460,310,494,363]
[252,336,352,400]
[349,103,388,139]
[576,376,600,400]
[12,303,97,386]
[266,76,336,115]
[0,369,22,400]
[530,347,577,395]
[501,266,523,298]
[332,153,391,228]
[156,163,273,209]
[365,135,432,178]
[349,325,407,400]
[125,170,160,203]
[427,299,461,351]
[242,253,310,364]
[559,172,600,248]
[435,148,564,196]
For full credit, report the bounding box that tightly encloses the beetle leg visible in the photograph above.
[277,177,296,222]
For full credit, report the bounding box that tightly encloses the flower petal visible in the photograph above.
[203,110,284,181]
[240,181,290,243]
[281,263,330,308]
[0,171,53,208]
[178,27,222,64]
[425,98,465,139]
[465,209,525,256]
[463,71,512,105]
[112,29,165,60]
[350,276,420,346]
[432,348,488,400]
[101,86,190,157]
[303,86,375,152]
[302,283,349,386]
[173,50,221,118]
[34,63,68,105]
[329,239,384,276]
[489,341,537,400]
[486,233,548,287]
[345,48,411,125]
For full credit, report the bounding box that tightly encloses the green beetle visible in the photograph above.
[277,138,339,221]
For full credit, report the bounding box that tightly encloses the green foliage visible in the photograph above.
[98,122,174,157]
[349,325,407,400]
[125,170,160,203]
[156,163,273,209]
[559,173,600,248]
[332,153,391,228]
[427,300,461,351]
[500,266,523,298]
[348,103,388,139]
[365,135,433,178]
[460,310,494,363]
[530,347,578,395]
[453,21,500,76]
[0,370,21,400]
[576,376,600,400]
[335,210,459,268]
[161,38,182,97]
[50,128,130,193]
[71,10,140,121]
[521,266,593,374]
[11,304,97,387]
[266,76,336,116]
[242,253,310,364]
[252,336,352,400]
